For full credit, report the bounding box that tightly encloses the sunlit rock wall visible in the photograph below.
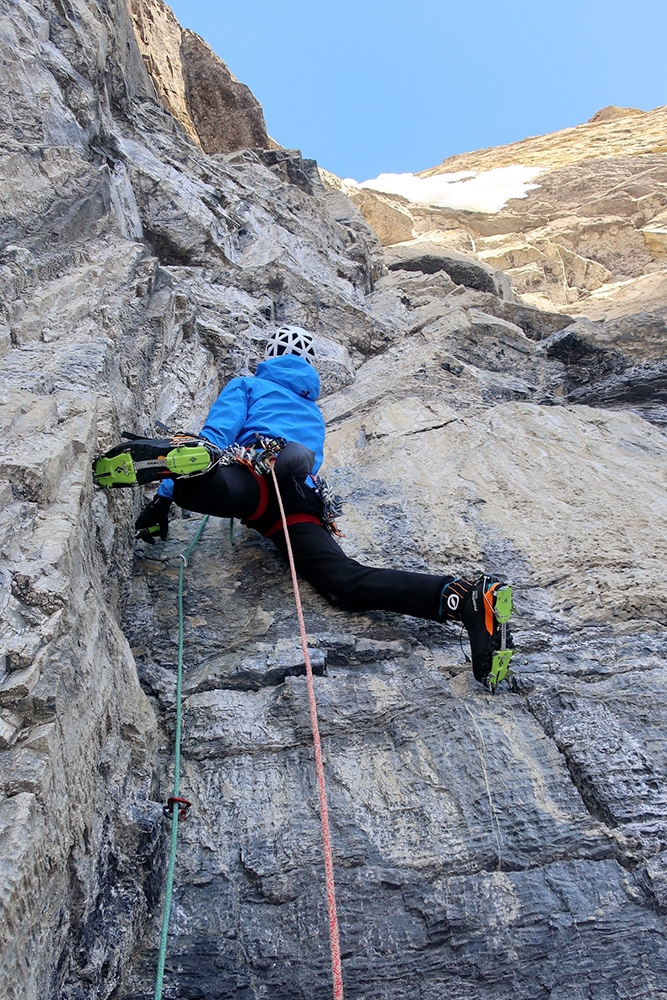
[1,1,666,999]
[128,0,271,153]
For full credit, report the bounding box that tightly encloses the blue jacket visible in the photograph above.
[157,355,326,499]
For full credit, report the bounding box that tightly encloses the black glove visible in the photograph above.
[135,494,171,543]
[273,441,316,482]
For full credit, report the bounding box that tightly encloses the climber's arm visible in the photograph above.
[153,378,252,504]
[200,378,251,450]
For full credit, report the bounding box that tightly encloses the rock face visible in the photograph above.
[588,105,644,124]
[128,0,200,144]
[338,105,667,330]
[1,3,666,1000]
[128,0,271,152]
[180,30,272,154]
[329,107,667,429]
[384,240,514,300]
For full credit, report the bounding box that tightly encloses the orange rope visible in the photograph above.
[270,466,344,1000]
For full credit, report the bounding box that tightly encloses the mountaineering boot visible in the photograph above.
[439,576,515,692]
[92,436,220,488]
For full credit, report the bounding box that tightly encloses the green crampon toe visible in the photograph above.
[488,647,514,693]
[92,452,138,488]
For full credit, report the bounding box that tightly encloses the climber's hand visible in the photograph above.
[135,494,171,543]
[274,441,315,481]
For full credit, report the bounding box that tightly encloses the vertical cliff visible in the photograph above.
[128,0,272,153]
[1,2,666,999]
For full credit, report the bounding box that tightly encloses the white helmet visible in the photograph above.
[265,325,316,362]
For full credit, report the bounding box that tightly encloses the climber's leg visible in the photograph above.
[270,521,451,619]
[271,522,515,690]
[172,464,261,520]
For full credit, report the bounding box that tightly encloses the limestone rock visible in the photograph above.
[128,0,200,145]
[341,110,667,318]
[128,0,270,153]
[180,30,270,154]
[563,270,667,324]
[385,239,514,300]
[423,104,667,174]
[320,168,416,245]
[351,187,416,245]
[588,105,645,123]
[641,207,667,259]
[477,233,612,303]
[1,0,667,998]
[251,147,321,194]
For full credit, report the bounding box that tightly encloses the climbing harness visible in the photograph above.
[270,463,345,1000]
[219,434,344,536]
[153,516,209,1000]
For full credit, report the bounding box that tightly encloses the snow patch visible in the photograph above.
[345,165,545,214]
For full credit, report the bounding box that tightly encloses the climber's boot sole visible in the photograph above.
[461,578,516,693]
[93,438,217,488]
[486,584,515,693]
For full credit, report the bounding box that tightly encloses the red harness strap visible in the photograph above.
[264,513,322,538]
[243,468,270,523]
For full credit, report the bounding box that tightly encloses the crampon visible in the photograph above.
[484,583,515,693]
[461,576,516,693]
[92,435,221,488]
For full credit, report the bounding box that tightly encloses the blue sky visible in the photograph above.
[166,0,667,182]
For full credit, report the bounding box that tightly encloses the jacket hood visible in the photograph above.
[255,355,321,401]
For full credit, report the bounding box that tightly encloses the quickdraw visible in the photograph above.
[218,434,287,476]
[163,796,192,822]
[312,472,344,537]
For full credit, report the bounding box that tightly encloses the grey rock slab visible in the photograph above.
[524,665,667,849]
[638,849,667,914]
[386,240,514,300]
[326,400,667,629]
[2,0,667,996]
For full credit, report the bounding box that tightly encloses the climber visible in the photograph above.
[93,325,515,691]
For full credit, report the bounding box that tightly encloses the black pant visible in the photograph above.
[173,466,450,622]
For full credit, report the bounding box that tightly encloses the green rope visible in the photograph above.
[154,515,209,1000]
